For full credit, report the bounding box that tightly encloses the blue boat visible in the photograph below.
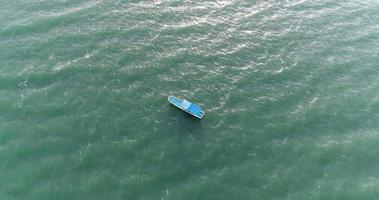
[168,96,205,119]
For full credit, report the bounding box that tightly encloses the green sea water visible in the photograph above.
[1,0,379,199]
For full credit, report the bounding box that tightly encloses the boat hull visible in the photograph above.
[168,96,205,119]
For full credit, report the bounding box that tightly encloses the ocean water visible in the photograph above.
[1,0,379,199]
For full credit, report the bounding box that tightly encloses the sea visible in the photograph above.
[1,0,379,199]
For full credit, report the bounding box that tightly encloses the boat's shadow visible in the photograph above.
[167,105,204,134]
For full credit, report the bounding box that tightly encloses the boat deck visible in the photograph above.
[168,96,205,119]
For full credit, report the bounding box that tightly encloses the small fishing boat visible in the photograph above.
[168,96,205,119]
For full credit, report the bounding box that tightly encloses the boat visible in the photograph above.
[168,96,205,119]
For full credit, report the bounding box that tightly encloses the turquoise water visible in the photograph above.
[1,0,379,199]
